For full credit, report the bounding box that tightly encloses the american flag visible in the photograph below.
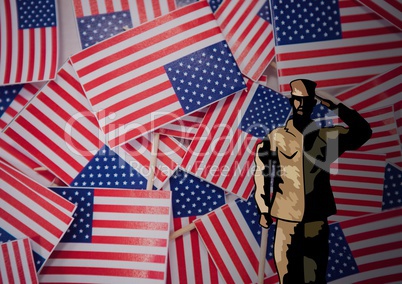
[0,238,38,284]
[214,0,275,81]
[1,61,183,189]
[0,167,74,272]
[40,188,172,284]
[207,0,224,12]
[329,151,386,223]
[73,0,177,49]
[326,208,402,283]
[0,0,58,85]
[382,163,402,210]
[166,168,226,283]
[0,83,39,132]
[357,0,402,30]
[194,196,276,283]
[70,1,246,148]
[272,0,402,92]
[0,160,76,216]
[394,100,402,146]
[335,65,402,111]
[181,80,291,200]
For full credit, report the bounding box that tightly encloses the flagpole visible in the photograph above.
[258,227,269,283]
[146,133,160,190]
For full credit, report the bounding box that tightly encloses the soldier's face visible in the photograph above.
[291,94,315,116]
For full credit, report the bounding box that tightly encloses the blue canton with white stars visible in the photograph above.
[165,41,245,114]
[17,0,57,29]
[326,223,359,282]
[258,0,272,23]
[51,187,94,243]
[271,0,342,46]
[0,227,45,271]
[236,192,275,261]
[207,0,223,12]
[77,11,133,49]
[71,145,150,189]
[171,168,225,218]
[239,84,291,139]
[0,85,23,118]
[382,163,402,210]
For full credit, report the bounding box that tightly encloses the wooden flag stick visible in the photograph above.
[169,222,196,240]
[146,133,160,190]
[258,227,269,284]
[34,166,47,171]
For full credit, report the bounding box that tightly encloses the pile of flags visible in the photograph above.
[0,0,401,283]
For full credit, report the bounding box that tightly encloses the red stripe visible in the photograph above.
[225,2,258,44]
[11,241,25,284]
[359,140,400,152]
[3,128,74,184]
[136,0,148,23]
[49,250,166,263]
[160,135,186,159]
[41,266,165,280]
[23,239,37,284]
[26,29,35,82]
[279,54,402,76]
[93,204,170,215]
[277,40,401,62]
[194,219,235,283]
[172,218,188,283]
[209,211,252,283]
[0,208,54,252]
[92,219,168,231]
[91,235,167,247]
[105,0,114,13]
[363,1,402,29]
[354,239,402,259]
[215,1,244,32]
[50,27,58,79]
[189,219,203,284]
[94,187,170,198]
[89,1,99,15]
[71,1,209,63]
[1,243,14,284]
[355,272,402,284]
[72,0,83,18]
[280,74,377,92]
[330,173,383,184]
[340,208,402,230]
[4,0,13,84]
[121,0,130,11]
[38,28,46,81]
[167,0,176,11]
[387,0,402,12]
[152,0,162,18]
[353,83,402,111]
[335,209,370,218]
[16,29,24,83]
[334,197,381,207]
[331,185,382,196]
[107,108,185,147]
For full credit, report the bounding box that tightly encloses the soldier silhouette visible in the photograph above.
[254,79,372,283]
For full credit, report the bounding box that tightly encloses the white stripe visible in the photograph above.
[79,0,92,16]
[92,227,169,239]
[9,0,19,84]
[0,1,7,83]
[44,27,54,80]
[40,274,163,284]
[94,195,171,207]
[96,0,107,14]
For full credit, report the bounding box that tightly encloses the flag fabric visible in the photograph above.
[0,0,58,85]
[0,160,76,216]
[166,168,226,283]
[357,0,402,30]
[181,80,291,200]
[214,0,275,81]
[155,108,208,139]
[382,163,402,210]
[358,106,402,163]
[0,238,39,284]
[329,151,386,223]
[335,65,402,111]
[271,0,402,92]
[194,196,276,283]
[326,208,402,283]
[0,167,75,272]
[207,0,224,12]
[39,188,172,284]
[72,0,177,49]
[394,100,402,146]
[0,61,183,189]
[70,1,246,148]
[0,83,40,132]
